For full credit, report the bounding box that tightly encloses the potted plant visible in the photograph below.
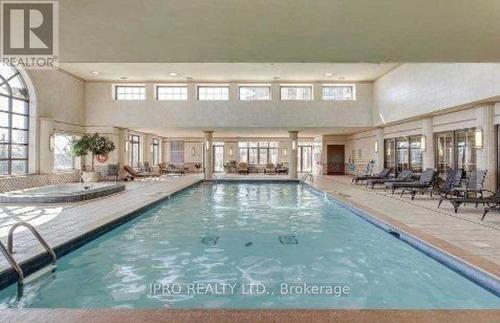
[71,133,115,182]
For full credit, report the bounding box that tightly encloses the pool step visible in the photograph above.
[23,264,57,285]
[279,235,298,245]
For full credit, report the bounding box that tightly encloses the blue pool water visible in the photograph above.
[0,182,498,309]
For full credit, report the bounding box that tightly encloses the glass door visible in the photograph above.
[297,145,313,173]
[395,137,409,174]
[435,132,454,175]
[213,144,224,172]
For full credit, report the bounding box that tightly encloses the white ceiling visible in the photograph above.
[60,63,399,82]
[58,0,500,63]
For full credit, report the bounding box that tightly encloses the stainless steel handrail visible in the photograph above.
[300,172,314,184]
[0,240,24,282]
[8,222,57,265]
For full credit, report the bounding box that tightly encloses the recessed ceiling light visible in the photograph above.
[325,73,334,77]
[91,71,100,75]
[169,72,178,77]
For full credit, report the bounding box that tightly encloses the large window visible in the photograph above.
[170,141,184,163]
[239,86,271,101]
[152,138,160,165]
[129,135,140,167]
[54,134,78,171]
[156,85,187,101]
[114,85,146,100]
[385,136,423,175]
[280,85,313,100]
[435,129,478,175]
[239,141,278,165]
[322,85,356,101]
[0,65,29,175]
[197,86,229,101]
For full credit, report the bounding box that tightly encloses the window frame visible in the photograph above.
[113,84,146,100]
[279,84,313,101]
[0,67,29,175]
[155,84,188,101]
[321,84,356,101]
[53,133,78,171]
[238,85,271,101]
[197,85,230,101]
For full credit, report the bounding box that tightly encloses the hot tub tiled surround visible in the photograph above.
[0,172,81,193]
[0,183,126,204]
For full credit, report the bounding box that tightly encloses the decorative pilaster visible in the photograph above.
[288,131,299,179]
[203,131,214,179]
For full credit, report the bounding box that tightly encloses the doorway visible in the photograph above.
[213,144,224,172]
[327,145,345,175]
[297,145,313,173]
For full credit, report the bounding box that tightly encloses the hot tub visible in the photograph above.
[0,182,126,203]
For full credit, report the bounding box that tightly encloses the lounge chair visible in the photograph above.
[434,169,464,199]
[353,161,375,181]
[438,170,487,208]
[276,163,288,175]
[265,163,276,174]
[158,162,168,175]
[444,188,498,214]
[166,163,186,175]
[367,170,414,190]
[124,165,160,180]
[386,168,438,199]
[352,168,391,184]
[238,162,249,174]
[481,191,500,220]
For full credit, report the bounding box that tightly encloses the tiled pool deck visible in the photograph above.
[0,174,499,322]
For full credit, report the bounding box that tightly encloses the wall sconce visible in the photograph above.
[205,141,210,151]
[125,140,129,152]
[420,135,426,152]
[229,148,233,157]
[474,129,483,149]
[292,140,297,151]
[191,147,196,156]
[49,134,55,151]
[374,141,379,153]
[284,148,288,156]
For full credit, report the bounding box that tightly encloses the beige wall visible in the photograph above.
[373,64,500,125]
[84,82,373,129]
[27,70,85,125]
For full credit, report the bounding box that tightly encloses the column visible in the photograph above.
[374,128,384,173]
[39,118,55,174]
[476,104,496,191]
[288,131,298,179]
[422,118,435,170]
[203,131,214,179]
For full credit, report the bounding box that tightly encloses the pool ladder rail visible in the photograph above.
[300,172,314,184]
[0,222,57,286]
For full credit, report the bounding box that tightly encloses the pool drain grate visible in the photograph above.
[279,235,298,245]
[202,236,219,246]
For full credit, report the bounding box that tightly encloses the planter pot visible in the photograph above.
[96,154,108,163]
[81,171,101,183]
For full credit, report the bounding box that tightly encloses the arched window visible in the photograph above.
[0,65,29,175]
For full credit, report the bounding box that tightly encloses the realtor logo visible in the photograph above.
[1,1,58,69]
